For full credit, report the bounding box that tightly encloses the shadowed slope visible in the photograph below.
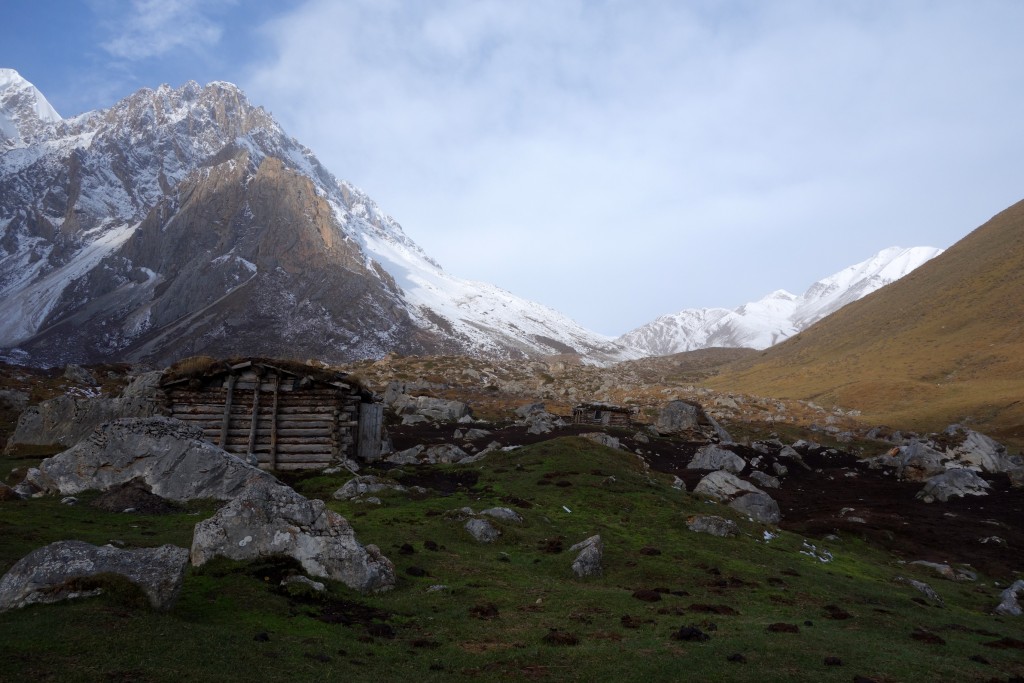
[709,198,1024,446]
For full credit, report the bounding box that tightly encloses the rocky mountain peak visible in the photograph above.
[0,68,61,150]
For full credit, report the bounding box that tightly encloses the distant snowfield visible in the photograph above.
[618,246,944,356]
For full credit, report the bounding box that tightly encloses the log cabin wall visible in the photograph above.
[572,404,634,427]
[164,361,373,471]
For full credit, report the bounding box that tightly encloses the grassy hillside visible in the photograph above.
[709,198,1024,447]
[2,439,1022,682]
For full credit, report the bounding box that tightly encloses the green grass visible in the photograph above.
[1,437,1022,682]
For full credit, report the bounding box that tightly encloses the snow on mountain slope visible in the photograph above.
[0,68,61,149]
[618,246,943,356]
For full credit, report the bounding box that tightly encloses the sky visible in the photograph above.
[3,0,1024,336]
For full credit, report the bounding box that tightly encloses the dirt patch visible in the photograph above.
[89,480,183,515]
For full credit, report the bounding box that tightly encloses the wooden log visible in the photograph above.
[269,373,280,471]
[219,374,236,447]
[246,380,261,457]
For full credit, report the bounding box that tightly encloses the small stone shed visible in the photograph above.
[572,402,637,427]
[160,358,383,470]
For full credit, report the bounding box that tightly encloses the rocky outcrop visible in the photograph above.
[16,417,274,501]
[0,541,188,612]
[688,444,746,474]
[916,469,991,503]
[391,394,470,424]
[569,535,603,578]
[385,443,474,465]
[190,479,395,593]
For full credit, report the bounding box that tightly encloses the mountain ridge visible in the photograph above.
[617,246,943,356]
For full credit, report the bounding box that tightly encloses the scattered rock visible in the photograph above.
[895,576,944,606]
[569,535,603,578]
[993,579,1024,616]
[688,444,746,474]
[333,476,407,501]
[0,540,188,612]
[464,518,501,544]
[916,468,991,503]
[190,479,396,594]
[391,394,470,423]
[729,492,781,525]
[748,470,781,489]
[481,507,523,524]
[686,515,739,538]
[908,560,977,582]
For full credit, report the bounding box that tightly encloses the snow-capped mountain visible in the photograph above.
[617,246,944,356]
[0,69,629,366]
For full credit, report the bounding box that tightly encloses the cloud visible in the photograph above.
[100,0,232,60]
[243,0,1024,334]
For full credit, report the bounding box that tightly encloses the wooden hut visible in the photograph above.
[160,358,383,470]
[572,402,636,427]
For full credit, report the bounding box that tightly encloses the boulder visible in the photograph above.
[916,468,991,503]
[569,535,603,578]
[63,364,97,385]
[693,470,762,500]
[0,541,188,612]
[0,389,29,413]
[693,471,780,524]
[333,475,407,501]
[4,391,166,455]
[16,417,274,501]
[384,443,471,465]
[688,444,746,474]
[942,426,1020,473]
[464,518,500,543]
[994,580,1024,616]
[730,492,781,524]
[515,402,547,418]
[653,400,702,435]
[581,432,621,450]
[895,576,943,606]
[1009,467,1024,489]
[686,514,739,538]
[391,395,470,423]
[481,507,523,524]
[748,471,781,489]
[867,440,946,481]
[190,479,395,594]
[908,560,977,582]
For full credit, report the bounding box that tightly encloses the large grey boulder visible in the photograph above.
[0,541,188,612]
[994,580,1024,616]
[569,535,603,578]
[688,444,746,474]
[748,470,781,489]
[686,514,739,538]
[916,468,991,503]
[16,417,274,501]
[391,395,470,423]
[464,518,501,543]
[694,471,780,524]
[653,400,703,435]
[654,400,731,441]
[942,426,1020,473]
[4,391,166,455]
[384,443,471,465]
[729,492,781,524]
[481,507,524,524]
[190,479,395,593]
[693,470,762,500]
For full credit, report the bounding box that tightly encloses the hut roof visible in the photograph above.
[159,356,374,399]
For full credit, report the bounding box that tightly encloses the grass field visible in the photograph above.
[2,438,1022,682]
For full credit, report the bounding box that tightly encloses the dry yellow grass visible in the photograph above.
[709,197,1024,448]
